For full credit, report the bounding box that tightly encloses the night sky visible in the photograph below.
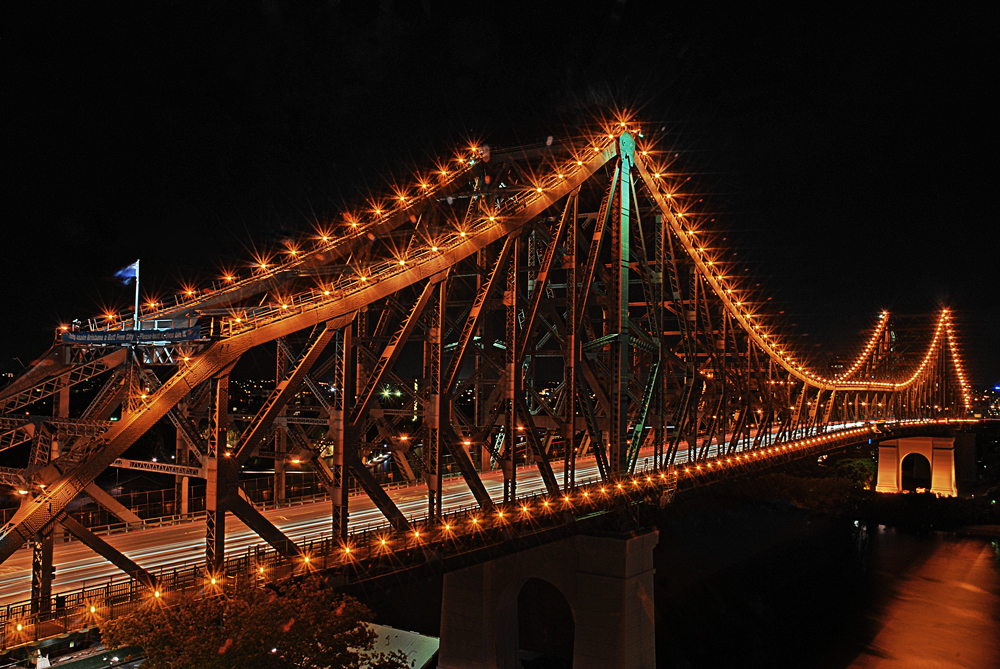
[3,2,996,386]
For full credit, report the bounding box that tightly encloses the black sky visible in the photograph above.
[3,1,996,386]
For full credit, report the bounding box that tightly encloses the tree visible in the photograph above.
[101,575,409,669]
[832,457,877,490]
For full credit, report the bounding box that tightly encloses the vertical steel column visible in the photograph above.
[609,134,634,475]
[767,361,777,448]
[51,383,69,546]
[474,249,488,471]
[934,335,950,411]
[812,390,825,435]
[654,214,666,470]
[663,203,693,466]
[51,383,69,460]
[205,371,230,574]
[686,269,700,460]
[822,390,836,431]
[525,229,539,446]
[123,349,144,416]
[714,311,730,456]
[30,531,53,614]
[356,307,368,399]
[273,344,287,503]
[331,324,352,541]
[527,229,537,299]
[175,395,190,515]
[503,234,520,501]
[563,194,578,490]
[426,281,445,518]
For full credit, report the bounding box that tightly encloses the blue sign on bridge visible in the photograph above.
[61,325,201,344]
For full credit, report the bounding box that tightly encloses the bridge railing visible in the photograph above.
[0,468,618,650]
[6,420,947,650]
[0,461,483,537]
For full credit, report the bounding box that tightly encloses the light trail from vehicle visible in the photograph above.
[0,423,865,605]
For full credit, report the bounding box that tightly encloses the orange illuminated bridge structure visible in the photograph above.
[0,113,974,648]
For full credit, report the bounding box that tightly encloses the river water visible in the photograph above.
[369,496,1000,668]
[653,500,1000,669]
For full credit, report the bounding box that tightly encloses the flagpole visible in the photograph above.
[133,259,140,331]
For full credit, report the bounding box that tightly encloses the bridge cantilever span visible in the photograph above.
[0,113,974,636]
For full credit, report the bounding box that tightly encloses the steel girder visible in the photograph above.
[0,125,972,586]
[0,349,127,415]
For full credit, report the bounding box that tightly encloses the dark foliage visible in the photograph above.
[101,575,408,669]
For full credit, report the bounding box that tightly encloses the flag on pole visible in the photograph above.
[115,261,139,285]
[114,259,142,329]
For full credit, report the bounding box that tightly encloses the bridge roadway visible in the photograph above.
[0,423,865,606]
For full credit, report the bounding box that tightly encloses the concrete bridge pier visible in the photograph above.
[438,529,658,668]
[876,436,965,496]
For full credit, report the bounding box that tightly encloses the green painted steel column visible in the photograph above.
[611,133,634,474]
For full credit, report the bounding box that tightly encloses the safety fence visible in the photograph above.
[1,423,893,650]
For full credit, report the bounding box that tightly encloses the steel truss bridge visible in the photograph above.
[0,115,972,647]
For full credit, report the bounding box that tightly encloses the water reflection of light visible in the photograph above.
[847,536,1000,668]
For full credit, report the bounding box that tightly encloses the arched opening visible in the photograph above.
[900,453,932,491]
[517,577,574,668]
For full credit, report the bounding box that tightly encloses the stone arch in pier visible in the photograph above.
[875,436,957,496]
[439,530,659,668]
